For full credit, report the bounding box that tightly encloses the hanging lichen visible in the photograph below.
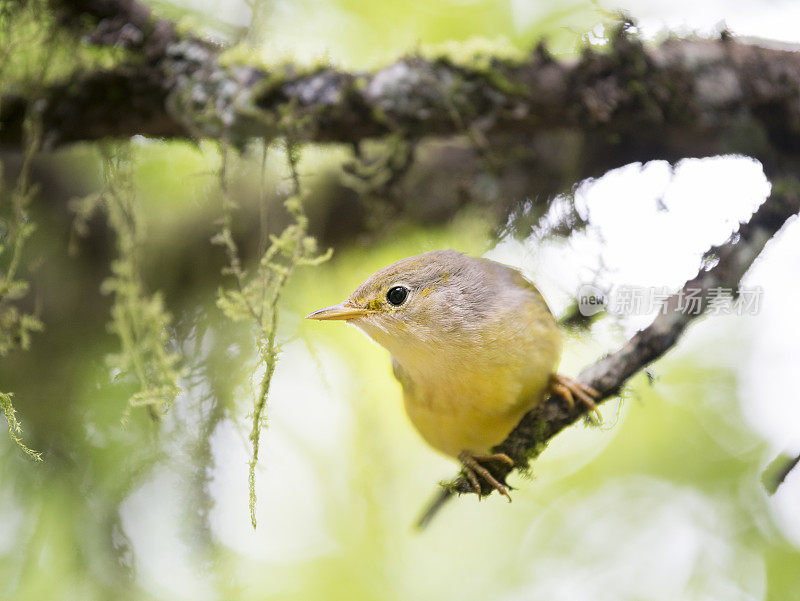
[0,105,44,460]
[72,147,183,421]
[214,136,331,529]
[0,392,41,460]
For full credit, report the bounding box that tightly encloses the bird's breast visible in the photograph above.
[392,341,557,457]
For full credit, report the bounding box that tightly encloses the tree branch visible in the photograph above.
[763,451,800,494]
[417,178,800,528]
[3,8,800,187]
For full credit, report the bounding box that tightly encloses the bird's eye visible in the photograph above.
[386,286,409,306]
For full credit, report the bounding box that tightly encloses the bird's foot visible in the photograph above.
[457,450,514,502]
[550,374,602,420]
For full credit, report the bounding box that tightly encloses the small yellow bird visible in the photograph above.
[307,250,597,499]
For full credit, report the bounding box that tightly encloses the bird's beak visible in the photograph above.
[306,302,373,321]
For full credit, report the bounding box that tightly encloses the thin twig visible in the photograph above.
[763,451,800,494]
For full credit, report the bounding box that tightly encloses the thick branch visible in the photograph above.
[417,179,800,527]
[4,12,800,183]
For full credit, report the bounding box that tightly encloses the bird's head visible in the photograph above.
[306,250,499,361]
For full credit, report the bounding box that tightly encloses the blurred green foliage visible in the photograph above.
[72,147,183,421]
[213,0,603,69]
[0,74,44,460]
[0,0,127,91]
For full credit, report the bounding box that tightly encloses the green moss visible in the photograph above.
[72,147,183,421]
[0,0,130,93]
[214,137,331,529]
[525,417,551,463]
[418,36,527,70]
[0,392,41,461]
[219,43,334,73]
[0,84,44,459]
[419,39,530,98]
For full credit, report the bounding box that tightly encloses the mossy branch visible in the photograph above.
[7,8,800,193]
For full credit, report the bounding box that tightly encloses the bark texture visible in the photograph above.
[4,7,800,186]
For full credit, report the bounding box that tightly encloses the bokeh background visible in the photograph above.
[2,1,800,600]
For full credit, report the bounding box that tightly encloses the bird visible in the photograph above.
[306,250,598,500]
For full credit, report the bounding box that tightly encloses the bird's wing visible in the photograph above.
[493,262,556,319]
[391,357,416,395]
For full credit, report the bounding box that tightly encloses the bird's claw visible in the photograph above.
[457,451,514,502]
[550,374,602,421]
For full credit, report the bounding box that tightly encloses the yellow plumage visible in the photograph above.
[308,250,562,457]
